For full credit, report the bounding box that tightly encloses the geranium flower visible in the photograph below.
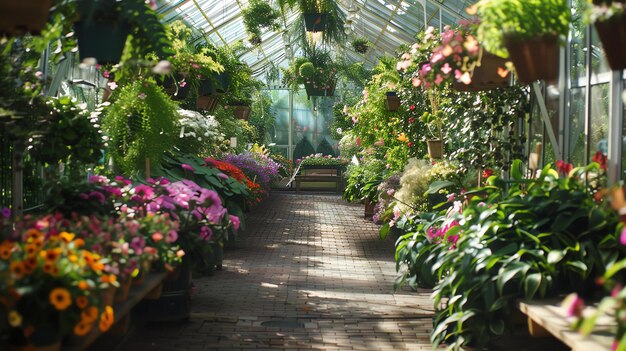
[592,151,608,170]
[482,169,493,178]
[556,160,573,175]
[441,63,452,75]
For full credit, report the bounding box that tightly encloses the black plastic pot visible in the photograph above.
[304,82,335,98]
[385,92,400,111]
[303,13,328,32]
[74,20,130,65]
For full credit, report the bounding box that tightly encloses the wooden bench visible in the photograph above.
[518,299,614,351]
[295,166,343,193]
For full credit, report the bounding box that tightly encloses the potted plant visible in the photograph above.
[229,103,252,120]
[473,0,571,84]
[242,0,281,45]
[283,48,339,98]
[278,0,345,44]
[420,90,444,159]
[0,0,53,37]
[351,37,371,54]
[587,0,626,70]
[385,91,400,111]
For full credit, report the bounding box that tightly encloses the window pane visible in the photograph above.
[590,84,609,163]
[569,87,586,166]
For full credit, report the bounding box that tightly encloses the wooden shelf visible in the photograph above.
[518,299,615,351]
[65,272,167,351]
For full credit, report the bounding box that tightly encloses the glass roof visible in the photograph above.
[156,0,474,81]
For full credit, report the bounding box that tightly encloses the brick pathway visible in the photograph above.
[120,193,434,350]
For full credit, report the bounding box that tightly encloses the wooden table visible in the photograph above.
[518,299,615,351]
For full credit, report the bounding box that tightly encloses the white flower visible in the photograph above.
[153,60,172,75]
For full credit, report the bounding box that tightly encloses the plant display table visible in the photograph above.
[518,299,614,351]
[295,166,343,193]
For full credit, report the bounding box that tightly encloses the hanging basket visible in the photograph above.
[75,20,130,65]
[594,14,626,71]
[453,50,510,92]
[385,92,400,111]
[303,13,328,32]
[196,95,220,112]
[231,105,252,120]
[427,139,443,159]
[0,0,53,37]
[216,72,230,93]
[504,35,560,84]
[161,75,191,100]
[304,82,335,98]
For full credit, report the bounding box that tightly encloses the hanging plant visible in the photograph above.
[103,79,179,175]
[242,0,281,44]
[278,0,345,45]
[351,37,371,54]
[586,0,626,70]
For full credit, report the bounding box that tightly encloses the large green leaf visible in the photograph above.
[524,273,542,299]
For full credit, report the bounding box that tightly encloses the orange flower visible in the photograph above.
[49,288,72,310]
[42,262,59,276]
[32,238,44,250]
[59,232,75,243]
[24,243,38,257]
[25,229,42,241]
[22,257,37,274]
[0,242,12,260]
[73,320,93,336]
[83,251,94,265]
[101,275,117,284]
[98,306,114,332]
[73,238,85,248]
[90,261,104,272]
[81,306,99,322]
[76,296,88,309]
[10,261,24,277]
[40,248,62,262]
[78,280,89,291]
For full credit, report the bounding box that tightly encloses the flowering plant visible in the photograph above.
[394,159,458,214]
[222,152,281,190]
[177,109,224,156]
[298,154,347,167]
[0,226,115,344]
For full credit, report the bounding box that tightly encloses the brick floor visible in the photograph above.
[119,193,434,350]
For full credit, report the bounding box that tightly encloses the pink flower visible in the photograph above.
[180,81,187,88]
[564,294,585,318]
[192,64,200,69]
[138,93,147,100]
[217,173,229,180]
[152,232,163,242]
[411,77,421,87]
[165,230,178,243]
[181,163,195,172]
[620,227,626,245]
[430,52,444,63]
[434,74,444,85]
[103,70,110,78]
[107,81,118,90]
[230,215,240,231]
[441,63,452,75]
[447,193,455,202]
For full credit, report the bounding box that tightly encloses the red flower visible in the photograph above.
[407,142,414,147]
[556,160,573,176]
[408,117,415,124]
[592,151,607,170]
[409,105,416,111]
[482,169,493,178]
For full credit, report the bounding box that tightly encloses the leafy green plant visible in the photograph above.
[242,0,281,43]
[429,162,621,349]
[343,159,386,203]
[351,37,371,54]
[474,0,571,58]
[103,79,179,175]
[279,0,346,46]
[282,47,340,91]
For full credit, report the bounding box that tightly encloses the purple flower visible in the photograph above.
[130,236,146,255]
[230,215,240,231]
[200,226,213,240]
[1,207,10,218]
[181,163,195,172]
[166,230,178,243]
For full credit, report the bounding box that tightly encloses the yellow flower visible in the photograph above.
[98,306,114,332]
[396,133,409,143]
[8,310,22,327]
[49,288,72,311]
[25,229,42,241]
[78,280,89,291]
[40,248,62,262]
[59,232,75,243]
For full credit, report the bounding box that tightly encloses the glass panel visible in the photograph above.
[569,87,586,166]
[591,27,611,76]
[590,84,610,163]
[570,0,587,86]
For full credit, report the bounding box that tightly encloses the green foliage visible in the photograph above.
[315,138,336,157]
[299,62,316,78]
[30,97,103,166]
[427,163,620,349]
[293,136,316,161]
[103,79,179,175]
[351,37,371,54]
[343,158,386,203]
[242,0,281,40]
[249,93,276,145]
[279,0,346,46]
[475,0,571,58]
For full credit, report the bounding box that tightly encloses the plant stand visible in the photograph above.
[594,14,626,71]
[0,0,53,37]
[385,92,400,111]
[504,35,559,84]
[303,13,328,32]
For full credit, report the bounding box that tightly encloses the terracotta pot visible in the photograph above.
[303,13,328,32]
[385,92,400,111]
[427,139,443,159]
[165,265,182,283]
[100,285,117,307]
[364,201,376,219]
[231,105,251,120]
[114,275,133,304]
[594,14,626,71]
[196,95,220,112]
[453,50,510,92]
[0,0,53,37]
[504,35,560,84]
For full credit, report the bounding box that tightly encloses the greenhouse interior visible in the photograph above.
[1,0,626,350]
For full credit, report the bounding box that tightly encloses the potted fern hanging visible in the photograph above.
[473,0,571,84]
[242,0,281,45]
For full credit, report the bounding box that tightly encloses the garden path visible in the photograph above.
[119,193,434,350]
